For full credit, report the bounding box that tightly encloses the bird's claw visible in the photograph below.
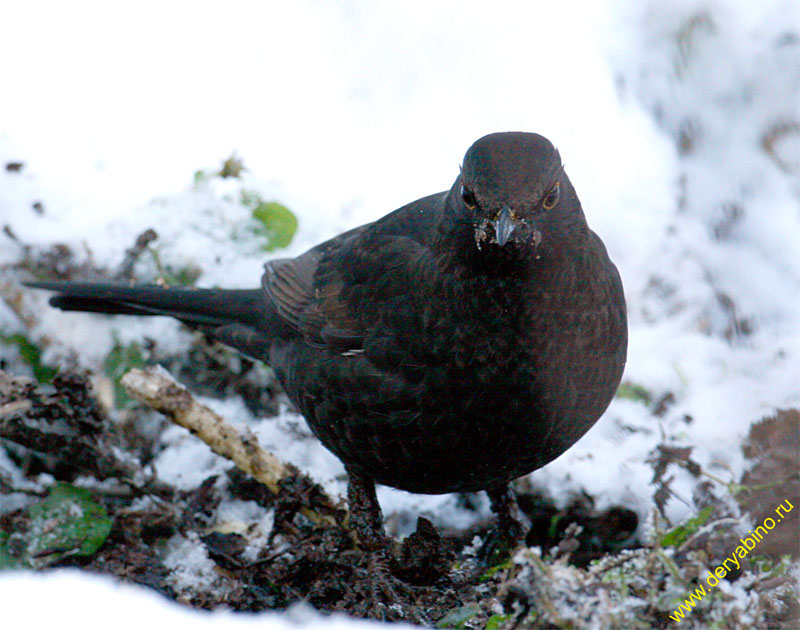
[364,549,423,623]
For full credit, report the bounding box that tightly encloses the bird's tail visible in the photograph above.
[25,281,290,359]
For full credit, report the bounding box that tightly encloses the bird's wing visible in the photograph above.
[263,226,368,349]
[262,193,444,350]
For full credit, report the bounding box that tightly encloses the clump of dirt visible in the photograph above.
[739,409,800,559]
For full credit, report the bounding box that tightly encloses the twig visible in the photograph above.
[0,281,40,332]
[114,229,158,281]
[676,517,739,553]
[121,366,343,528]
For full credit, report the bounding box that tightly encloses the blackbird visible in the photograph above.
[27,132,627,556]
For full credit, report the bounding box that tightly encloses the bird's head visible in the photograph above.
[448,132,587,260]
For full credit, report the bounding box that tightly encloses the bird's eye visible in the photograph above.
[542,182,560,210]
[460,185,477,209]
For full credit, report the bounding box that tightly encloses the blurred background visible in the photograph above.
[1,1,669,244]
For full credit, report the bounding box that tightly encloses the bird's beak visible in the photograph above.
[493,205,515,247]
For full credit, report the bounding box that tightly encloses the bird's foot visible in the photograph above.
[346,472,411,619]
[481,484,528,565]
[364,546,418,621]
[480,522,525,566]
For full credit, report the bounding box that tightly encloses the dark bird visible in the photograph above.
[27,132,627,560]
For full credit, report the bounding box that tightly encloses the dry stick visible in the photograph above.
[0,281,41,333]
[114,228,158,281]
[121,366,342,528]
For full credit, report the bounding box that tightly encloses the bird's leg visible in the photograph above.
[484,483,526,562]
[346,470,388,551]
[346,471,418,619]
[487,483,525,542]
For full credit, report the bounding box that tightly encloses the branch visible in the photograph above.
[121,366,344,528]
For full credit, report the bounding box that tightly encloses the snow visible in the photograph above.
[0,570,413,630]
[1,0,798,626]
[163,531,228,598]
[214,498,275,563]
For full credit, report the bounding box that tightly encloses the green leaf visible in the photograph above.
[0,484,112,570]
[486,613,512,630]
[548,512,564,540]
[241,192,297,252]
[168,265,202,287]
[193,169,209,186]
[660,505,713,548]
[252,201,298,252]
[0,531,25,570]
[0,333,58,383]
[145,247,201,287]
[436,603,481,628]
[103,339,145,408]
[28,484,112,563]
[479,557,513,582]
[616,381,652,405]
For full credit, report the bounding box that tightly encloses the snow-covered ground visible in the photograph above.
[1,0,798,627]
[0,570,414,630]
